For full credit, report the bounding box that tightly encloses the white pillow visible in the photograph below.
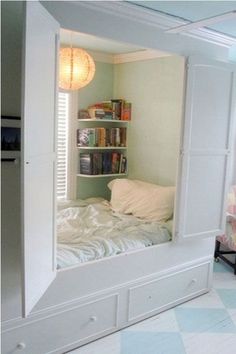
[108,179,175,222]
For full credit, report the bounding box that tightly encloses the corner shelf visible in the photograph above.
[77,146,127,150]
[77,173,127,178]
[77,115,129,177]
[78,119,129,123]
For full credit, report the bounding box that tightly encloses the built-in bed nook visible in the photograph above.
[56,35,184,269]
[2,2,235,354]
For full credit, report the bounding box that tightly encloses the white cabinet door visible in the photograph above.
[174,57,236,241]
[21,2,59,316]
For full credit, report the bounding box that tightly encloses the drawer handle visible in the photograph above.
[17,342,26,350]
[190,278,197,285]
[90,316,97,323]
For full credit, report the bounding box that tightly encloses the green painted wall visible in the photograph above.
[76,56,185,199]
[77,61,114,199]
[113,56,185,186]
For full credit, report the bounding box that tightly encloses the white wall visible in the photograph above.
[114,56,185,186]
[1,0,23,321]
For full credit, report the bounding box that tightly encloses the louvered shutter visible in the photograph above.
[57,92,69,199]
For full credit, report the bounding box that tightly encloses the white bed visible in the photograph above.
[57,198,172,268]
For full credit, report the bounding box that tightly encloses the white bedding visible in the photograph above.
[57,198,172,269]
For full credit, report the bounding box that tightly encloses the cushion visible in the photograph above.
[108,179,175,222]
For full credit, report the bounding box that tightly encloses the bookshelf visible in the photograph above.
[77,119,129,177]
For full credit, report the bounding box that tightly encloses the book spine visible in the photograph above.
[120,127,127,147]
[77,128,90,147]
[80,153,92,175]
[121,102,131,121]
[111,99,124,120]
[115,128,120,146]
[88,128,96,147]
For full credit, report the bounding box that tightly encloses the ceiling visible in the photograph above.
[60,29,146,55]
[128,1,236,38]
[60,1,236,56]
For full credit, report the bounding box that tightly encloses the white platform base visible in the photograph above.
[2,238,215,354]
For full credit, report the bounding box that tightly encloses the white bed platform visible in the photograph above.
[2,237,215,354]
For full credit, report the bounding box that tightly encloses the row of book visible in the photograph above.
[79,152,127,175]
[77,128,127,147]
[78,99,131,121]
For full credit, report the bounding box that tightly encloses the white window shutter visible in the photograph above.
[174,57,236,241]
[57,92,69,200]
[22,2,59,316]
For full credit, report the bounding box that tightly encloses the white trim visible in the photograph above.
[75,1,236,48]
[113,49,170,64]
[166,11,236,34]
[84,49,114,64]
[75,49,170,64]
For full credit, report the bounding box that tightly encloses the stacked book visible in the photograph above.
[77,128,127,147]
[78,99,131,121]
[79,153,127,175]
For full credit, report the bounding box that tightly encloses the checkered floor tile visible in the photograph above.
[69,260,236,354]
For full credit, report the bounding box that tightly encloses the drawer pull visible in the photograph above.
[190,278,197,285]
[90,316,97,322]
[17,342,26,350]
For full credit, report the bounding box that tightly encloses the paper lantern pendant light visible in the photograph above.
[59,47,95,91]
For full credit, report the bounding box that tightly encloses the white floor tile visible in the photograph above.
[68,333,121,354]
[213,272,236,289]
[126,309,179,332]
[179,289,225,308]
[228,309,236,326]
[182,333,236,354]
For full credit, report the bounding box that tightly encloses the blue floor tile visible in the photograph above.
[213,261,232,273]
[121,331,186,354]
[216,289,236,308]
[175,308,236,333]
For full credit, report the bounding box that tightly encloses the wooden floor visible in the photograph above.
[68,261,236,354]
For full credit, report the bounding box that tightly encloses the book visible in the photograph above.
[98,128,106,147]
[102,152,112,174]
[119,153,124,174]
[77,129,96,147]
[88,107,113,120]
[92,153,101,175]
[77,129,90,147]
[78,109,90,119]
[120,127,127,147]
[120,156,127,173]
[80,154,93,175]
[111,99,124,120]
[112,152,120,173]
[122,102,132,121]
[88,128,96,147]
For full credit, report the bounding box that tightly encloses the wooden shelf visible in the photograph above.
[77,146,127,150]
[78,119,129,123]
[77,173,127,178]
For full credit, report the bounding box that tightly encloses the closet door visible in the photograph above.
[21,2,59,316]
[174,57,236,241]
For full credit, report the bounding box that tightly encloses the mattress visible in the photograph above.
[57,198,172,269]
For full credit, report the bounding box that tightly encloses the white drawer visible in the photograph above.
[128,262,211,321]
[2,294,118,354]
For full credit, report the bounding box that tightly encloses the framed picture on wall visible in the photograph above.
[1,116,21,161]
